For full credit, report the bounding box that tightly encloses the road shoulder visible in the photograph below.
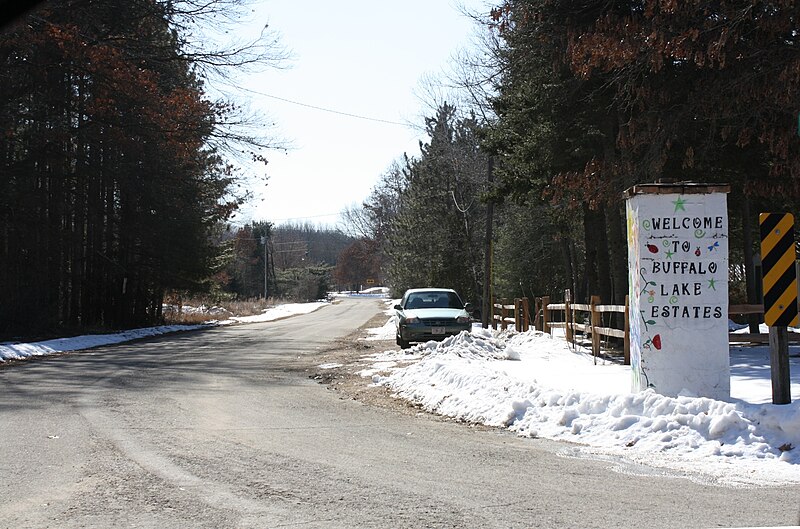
[305,310,436,418]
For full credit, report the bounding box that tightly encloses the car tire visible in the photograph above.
[396,335,411,349]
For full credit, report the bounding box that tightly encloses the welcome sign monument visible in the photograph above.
[625,183,731,400]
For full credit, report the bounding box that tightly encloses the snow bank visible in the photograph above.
[0,325,203,362]
[0,302,328,362]
[369,328,800,486]
[226,301,326,323]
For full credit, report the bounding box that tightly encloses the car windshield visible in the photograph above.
[405,292,463,310]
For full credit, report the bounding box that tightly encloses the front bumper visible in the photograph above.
[399,322,471,343]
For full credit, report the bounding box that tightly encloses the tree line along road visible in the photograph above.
[0,296,797,528]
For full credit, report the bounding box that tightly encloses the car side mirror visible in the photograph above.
[394,304,403,311]
[464,303,473,311]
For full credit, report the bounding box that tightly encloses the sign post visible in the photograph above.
[758,213,797,404]
[625,183,731,399]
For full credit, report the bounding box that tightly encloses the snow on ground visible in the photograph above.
[0,301,328,362]
[5,293,799,487]
[364,297,398,341]
[330,286,389,299]
[224,302,327,324]
[364,317,397,341]
[0,324,207,362]
[359,320,800,487]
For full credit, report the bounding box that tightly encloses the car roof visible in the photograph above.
[403,288,457,294]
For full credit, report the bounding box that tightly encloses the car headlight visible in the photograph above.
[404,316,420,324]
[456,315,471,324]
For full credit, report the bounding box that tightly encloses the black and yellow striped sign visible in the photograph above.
[759,213,799,327]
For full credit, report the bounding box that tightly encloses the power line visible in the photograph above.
[268,212,342,222]
[236,86,410,127]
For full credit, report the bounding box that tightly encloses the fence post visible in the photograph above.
[534,297,542,331]
[491,296,497,330]
[590,295,601,362]
[542,296,551,334]
[624,295,630,365]
[501,298,508,330]
[521,297,530,332]
[565,290,573,342]
[514,298,521,331]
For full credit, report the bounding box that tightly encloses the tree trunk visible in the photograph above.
[570,238,582,301]
[482,157,494,328]
[606,203,628,304]
[741,196,761,332]
[582,206,614,304]
[598,112,621,305]
[574,204,599,301]
[560,230,574,300]
[596,207,613,304]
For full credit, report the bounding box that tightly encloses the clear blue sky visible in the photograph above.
[228,1,487,228]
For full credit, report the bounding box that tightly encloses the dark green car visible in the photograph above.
[394,288,472,349]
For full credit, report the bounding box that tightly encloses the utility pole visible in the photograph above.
[482,156,494,328]
[261,236,269,300]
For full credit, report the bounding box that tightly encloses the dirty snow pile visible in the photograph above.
[364,317,397,341]
[364,328,800,486]
[163,304,234,318]
[0,302,328,362]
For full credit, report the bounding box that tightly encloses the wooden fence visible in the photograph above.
[491,292,798,366]
[491,295,626,362]
[491,298,530,332]
[538,294,629,364]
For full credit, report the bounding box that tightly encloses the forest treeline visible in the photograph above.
[216,221,354,304]
[346,0,800,321]
[4,0,800,338]
[0,0,281,338]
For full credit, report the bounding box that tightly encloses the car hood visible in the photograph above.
[400,308,468,319]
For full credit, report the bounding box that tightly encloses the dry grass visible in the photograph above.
[162,297,290,325]
[164,311,219,325]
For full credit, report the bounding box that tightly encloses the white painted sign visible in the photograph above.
[626,188,730,399]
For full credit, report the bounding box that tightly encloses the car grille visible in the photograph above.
[421,319,455,326]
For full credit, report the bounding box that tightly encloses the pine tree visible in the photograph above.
[388,104,487,303]
[0,0,275,336]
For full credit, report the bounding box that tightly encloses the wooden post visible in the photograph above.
[500,298,508,330]
[542,296,551,335]
[565,290,573,343]
[521,297,530,332]
[514,298,521,331]
[491,297,497,330]
[590,295,601,362]
[623,295,630,365]
[769,326,792,404]
[533,297,542,331]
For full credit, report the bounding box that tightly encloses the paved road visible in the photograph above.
[1,297,798,528]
